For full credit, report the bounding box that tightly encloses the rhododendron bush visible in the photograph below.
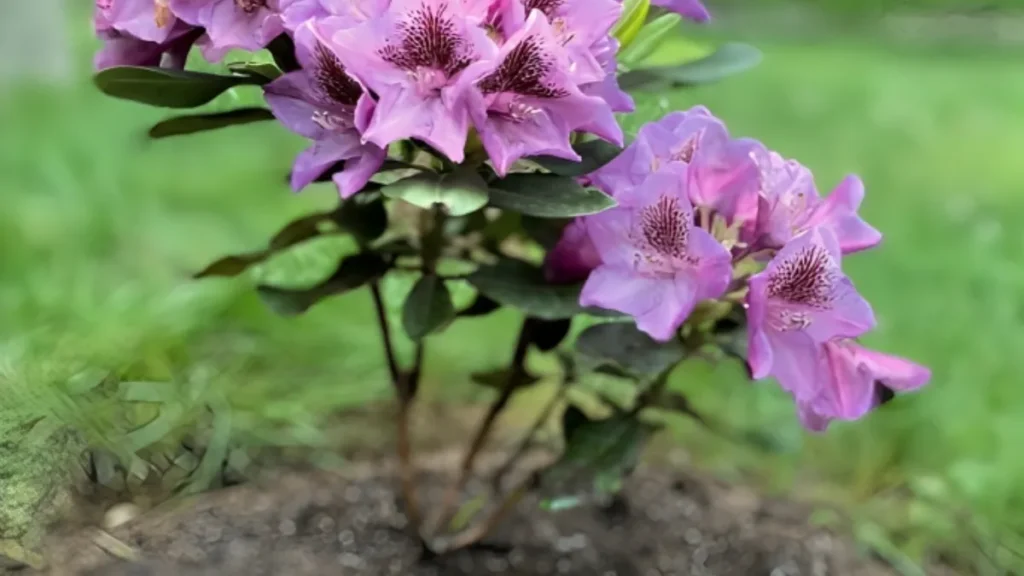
[93,0,930,552]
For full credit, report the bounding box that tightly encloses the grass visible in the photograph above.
[3,16,1024,574]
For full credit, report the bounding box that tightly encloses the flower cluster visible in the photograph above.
[546,107,931,431]
[93,0,709,198]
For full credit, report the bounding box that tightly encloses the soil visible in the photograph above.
[37,453,906,576]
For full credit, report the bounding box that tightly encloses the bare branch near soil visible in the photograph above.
[370,282,423,535]
[443,474,533,553]
[489,382,569,492]
[433,319,533,534]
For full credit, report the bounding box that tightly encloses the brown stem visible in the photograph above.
[443,475,533,552]
[489,382,568,492]
[433,318,533,533]
[370,282,423,535]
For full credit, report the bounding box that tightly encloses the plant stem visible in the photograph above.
[489,382,569,492]
[433,318,533,534]
[369,281,423,535]
[443,475,533,552]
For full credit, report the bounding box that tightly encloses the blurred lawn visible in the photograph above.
[2,14,1024,573]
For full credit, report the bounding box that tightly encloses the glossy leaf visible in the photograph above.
[466,257,584,320]
[93,66,262,108]
[575,321,687,378]
[382,167,488,217]
[257,252,389,316]
[148,107,275,139]
[226,61,282,82]
[618,14,682,68]
[470,368,542,391]
[531,139,623,178]
[402,275,455,340]
[266,34,301,73]
[613,0,651,50]
[489,173,615,218]
[618,43,763,91]
[331,193,388,243]
[458,294,502,318]
[194,210,333,279]
[538,407,655,510]
[520,216,569,250]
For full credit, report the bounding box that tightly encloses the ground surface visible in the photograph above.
[39,456,909,576]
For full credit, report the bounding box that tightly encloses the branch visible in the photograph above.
[489,381,569,492]
[433,318,533,534]
[442,474,534,552]
[370,282,423,535]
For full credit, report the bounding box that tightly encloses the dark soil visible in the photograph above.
[40,454,903,576]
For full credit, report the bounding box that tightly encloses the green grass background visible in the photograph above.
[3,3,1024,573]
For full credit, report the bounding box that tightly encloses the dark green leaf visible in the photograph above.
[520,216,569,249]
[538,409,655,510]
[576,322,687,378]
[458,294,502,317]
[227,61,282,82]
[382,167,488,216]
[489,173,615,218]
[266,34,301,72]
[471,368,541,391]
[94,66,262,108]
[257,252,389,316]
[618,13,682,67]
[531,139,623,177]
[148,107,276,139]
[618,43,763,91]
[530,318,572,352]
[331,194,388,243]
[401,275,455,340]
[466,257,584,320]
[194,211,333,279]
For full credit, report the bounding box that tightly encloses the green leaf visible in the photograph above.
[520,216,569,250]
[183,395,233,494]
[120,381,178,403]
[531,139,623,178]
[266,34,301,73]
[331,194,388,243]
[613,0,651,50]
[148,107,276,139]
[227,61,282,82]
[538,407,654,510]
[194,210,333,278]
[489,173,616,218]
[382,167,488,216]
[93,66,262,108]
[458,294,502,317]
[470,368,542,391]
[466,257,584,320]
[125,402,185,453]
[618,43,763,91]
[401,275,456,340]
[530,318,573,352]
[575,321,687,378]
[618,14,682,68]
[257,252,389,316]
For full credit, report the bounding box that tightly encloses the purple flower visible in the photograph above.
[279,0,387,31]
[745,227,876,398]
[95,0,180,43]
[753,153,881,255]
[94,0,201,69]
[317,0,499,163]
[544,218,600,284]
[500,0,621,85]
[169,0,284,61]
[589,107,764,221]
[580,36,635,115]
[579,167,733,341]
[651,0,710,23]
[458,10,623,175]
[797,340,931,432]
[264,20,385,197]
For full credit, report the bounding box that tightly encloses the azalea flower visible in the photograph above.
[264,20,385,197]
[316,0,500,163]
[169,0,284,61]
[745,227,876,398]
[93,0,201,69]
[797,339,931,432]
[279,0,388,31]
[458,10,623,175]
[544,218,600,284]
[580,167,732,341]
